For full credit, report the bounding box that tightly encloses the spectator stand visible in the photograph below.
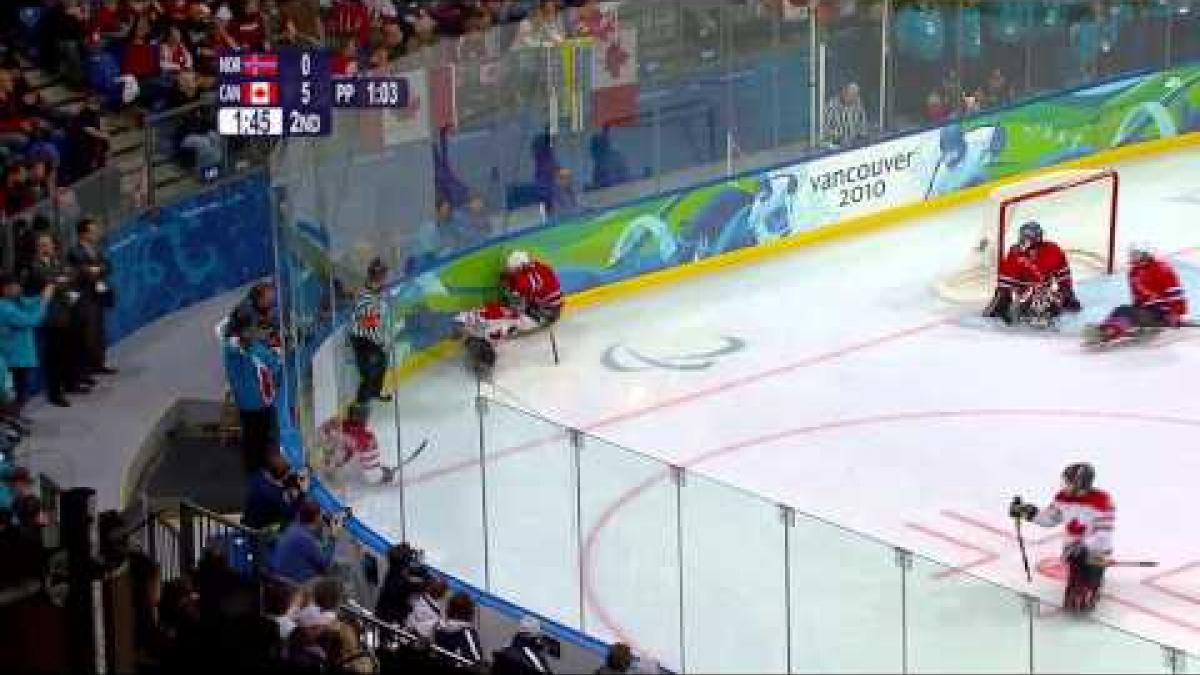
[114,497,554,673]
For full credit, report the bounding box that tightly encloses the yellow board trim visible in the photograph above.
[385,131,1200,389]
[569,131,1200,311]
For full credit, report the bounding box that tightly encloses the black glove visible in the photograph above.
[1009,497,1038,521]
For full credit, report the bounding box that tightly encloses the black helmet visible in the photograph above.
[1063,462,1095,492]
[367,257,388,284]
[1018,221,1043,248]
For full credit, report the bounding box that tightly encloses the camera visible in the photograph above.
[323,506,353,527]
[283,466,310,492]
[535,635,561,659]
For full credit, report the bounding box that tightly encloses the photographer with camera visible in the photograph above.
[493,616,558,675]
[242,450,307,531]
[268,499,348,586]
[375,542,430,626]
[24,232,85,407]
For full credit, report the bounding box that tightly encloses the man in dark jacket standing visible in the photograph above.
[67,217,117,377]
[25,232,87,407]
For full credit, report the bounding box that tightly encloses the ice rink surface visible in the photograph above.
[341,151,1200,672]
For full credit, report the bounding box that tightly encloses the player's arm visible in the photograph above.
[1042,241,1072,284]
[1150,264,1186,320]
[997,247,1027,291]
[1010,496,1063,528]
[1083,499,1115,559]
[500,271,525,307]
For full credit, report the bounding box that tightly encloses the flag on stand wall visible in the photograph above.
[428,64,458,133]
[781,0,811,22]
[591,26,639,128]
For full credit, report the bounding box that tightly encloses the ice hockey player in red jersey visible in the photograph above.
[502,250,563,328]
[984,221,1082,325]
[319,404,397,485]
[454,300,524,375]
[1010,463,1115,612]
[454,251,564,376]
[1084,244,1187,345]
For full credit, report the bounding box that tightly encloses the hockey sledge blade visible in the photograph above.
[1082,325,1163,350]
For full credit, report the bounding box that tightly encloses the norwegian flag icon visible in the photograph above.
[241,53,279,77]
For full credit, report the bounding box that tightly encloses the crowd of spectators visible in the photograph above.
[0,465,49,587]
[0,216,116,579]
[105,526,656,674]
[4,216,118,410]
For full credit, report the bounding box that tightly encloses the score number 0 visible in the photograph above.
[290,52,321,134]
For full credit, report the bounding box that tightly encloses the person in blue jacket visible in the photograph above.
[0,273,50,415]
[223,315,282,473]
[268,499,341,586]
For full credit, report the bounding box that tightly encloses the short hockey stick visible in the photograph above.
[1012,497,1033,583]
[549,327,560,365]
[401,439,429,465]
[1105,560,1158,568]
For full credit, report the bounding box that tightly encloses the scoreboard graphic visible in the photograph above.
[218,49,408,137]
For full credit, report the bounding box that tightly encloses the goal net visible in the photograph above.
[935,168,1119,304]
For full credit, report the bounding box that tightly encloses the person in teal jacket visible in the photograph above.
[0,273,51,411]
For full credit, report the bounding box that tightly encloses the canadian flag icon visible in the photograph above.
[241,81,280,106]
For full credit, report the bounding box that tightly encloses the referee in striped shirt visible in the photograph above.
[822,81,870,149]
[350,258,391,404]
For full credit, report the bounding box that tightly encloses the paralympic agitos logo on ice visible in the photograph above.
[602,336,746,372]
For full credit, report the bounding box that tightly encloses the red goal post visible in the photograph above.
[936,167,1120,304]
[994,167,1119,276]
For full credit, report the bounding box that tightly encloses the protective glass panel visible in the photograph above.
[680,472,788,674]
[1033,598,1176,673]
[481,400,581,626]
[789,514,903,673]
[905,554,1032,673]
[578,433,682,670]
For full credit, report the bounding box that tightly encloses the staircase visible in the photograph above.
[17,56,204,216]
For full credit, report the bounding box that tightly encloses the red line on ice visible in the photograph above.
[577,409,1200,653]
[942,510,1061,546]
[404,318,945,487]
[1142,561,1200,608]
[1101,595,1200,633]
[905,522,999,579]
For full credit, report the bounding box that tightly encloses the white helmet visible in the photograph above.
[507,250,532,272]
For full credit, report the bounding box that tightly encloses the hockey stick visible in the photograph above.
[1012,497,1033,583]
[1106,560,1159,568]
[549,327,560,365]
[401,439,429,466]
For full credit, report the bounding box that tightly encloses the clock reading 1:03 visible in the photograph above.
[364,79,408,108]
